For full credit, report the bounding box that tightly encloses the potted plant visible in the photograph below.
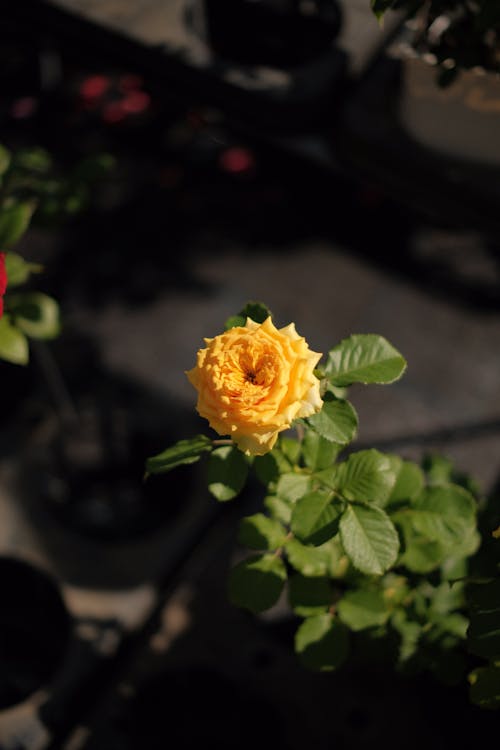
[370,0,500,165]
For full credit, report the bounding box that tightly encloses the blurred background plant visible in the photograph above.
[0,141,115,365]
[371,0,500,84]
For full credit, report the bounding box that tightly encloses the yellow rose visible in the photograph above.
[186,316,323,456]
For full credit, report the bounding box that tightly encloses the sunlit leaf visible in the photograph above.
[4,251,42,288]
[285,537,331,577]
[337,589,390,631]
[0,315,29,365]
[291,490,340,546]
[145,435,213,476]
[325,334,406,386]
[333,449,397,506]
[339,503,399,575]
[8,292,60,340]
[302,430,340,471]
[306,392,358,445]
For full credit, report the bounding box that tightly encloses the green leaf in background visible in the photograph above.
[410,484,477,548]
[253,449,291,487]
[306,392,358,445]
[333,449,397,506]
[295,614,349,671]
[279,436,301,465]
[288,574,332,617]
[264,494,294,525]
[0,144,11,178]
[238,513,288,551]
[396,514,447,573]
[469,665,500,710]
[467,579,500,661]
[291,490,341,546]
[224,301,272,330]
[387,459,425,505]
[8,292,60,340]
[423,453,455,485]
[228,553,287,613]
[325,334,407,387]
[302,430,340,471]
[145,435,213,476]
[4,251,43,288]
[13,146,53,173]
[0,315,29,365]
[285,537,333,577]
[276,472,312,503]
[337,589,390,631]
[339,504,399,575]
[391,609,423,664]
[0,201,36,248]
[207,445,249,501]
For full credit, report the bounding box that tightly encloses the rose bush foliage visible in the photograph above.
[147,302,497,707]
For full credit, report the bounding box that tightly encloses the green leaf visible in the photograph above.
[13,147,53,173]
[285,537,332,577]
[227,553,287,613]
[396,514,447,573]
[410,484,477,548]
[207,445,249,501]
[339,504,399,575]
[4,251,43,288]
[238,513,287,551]
[0,316,29,365]
[8,292,60,340]
[288,574,332,616]
[279,436,301,465]
[325,334,406,387]
[469,665,500,710]
[295,614,349,671]
[264,494,294,525]
[0,201,36,248]
[145,435,213,475]
[423,453,454,485]
[306,392,358,445]
[225,301,271,330]
[333,449,397,506]
[290,490,341,546]
[387,459,424,505]
[337,590,390,631]
[253,449,291,487]
[467,579,500,661]
[391,609,422,663]
[0,144,11,177]
[276,472,312,503]
[302,430,340,471]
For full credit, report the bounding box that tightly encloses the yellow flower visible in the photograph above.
[186,316,323,455]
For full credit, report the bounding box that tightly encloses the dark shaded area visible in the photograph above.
[0,557,71,710]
